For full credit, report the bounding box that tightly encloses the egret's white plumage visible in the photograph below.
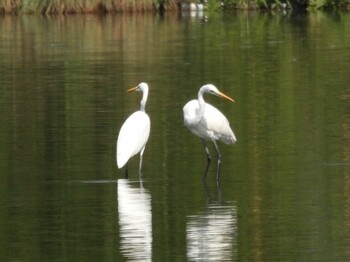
[117,82,150,176]
[183,84,236,179]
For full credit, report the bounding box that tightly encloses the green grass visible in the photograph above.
[0,0,178,14]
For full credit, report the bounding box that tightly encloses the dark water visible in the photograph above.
[0,11,350,261]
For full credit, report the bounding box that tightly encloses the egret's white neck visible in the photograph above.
[140,87,149,112]
[196,88,206,121]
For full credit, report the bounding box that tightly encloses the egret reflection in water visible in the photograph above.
[117,179,152,261]
[186,182,237,261]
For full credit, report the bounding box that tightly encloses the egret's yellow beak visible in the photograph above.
[127,86,138,93]
[217,91,235,102]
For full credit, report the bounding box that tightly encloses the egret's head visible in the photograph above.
[201,84,235,102]
[128,82,149,93]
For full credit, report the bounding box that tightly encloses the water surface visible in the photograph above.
[0,11,350,261]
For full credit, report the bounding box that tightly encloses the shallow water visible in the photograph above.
[0,11,350,261]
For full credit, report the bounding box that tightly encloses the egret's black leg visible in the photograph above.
[201,139,211,179]
[202,178,211,201]
[216,178,222,203]
[124,165,129,179]
[212,140,222,181]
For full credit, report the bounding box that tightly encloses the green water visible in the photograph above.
[0,11,349,261]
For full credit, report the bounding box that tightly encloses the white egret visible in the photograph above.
[117,82,150,177]
[183,84,237,180]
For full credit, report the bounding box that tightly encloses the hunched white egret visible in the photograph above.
[117,82,150,177]
[183,84,237,180]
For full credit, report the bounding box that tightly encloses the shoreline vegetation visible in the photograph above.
[0,0,349,15]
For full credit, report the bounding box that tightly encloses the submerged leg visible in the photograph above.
[216,178,222,203]
[201,139,211,179]
[212,140,222,181]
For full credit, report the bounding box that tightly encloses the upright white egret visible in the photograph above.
[183,84,237,180]
[117,82,150,177]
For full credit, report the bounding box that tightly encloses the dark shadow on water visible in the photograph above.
[202,178,222,204]
[68,179,118,184]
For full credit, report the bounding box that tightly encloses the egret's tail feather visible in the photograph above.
[117,154,129,169]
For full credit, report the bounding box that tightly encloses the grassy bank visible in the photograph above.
[0,0,178,14]
[0,0,349,14]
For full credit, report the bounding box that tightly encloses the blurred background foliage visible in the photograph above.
[0,0,349,14]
